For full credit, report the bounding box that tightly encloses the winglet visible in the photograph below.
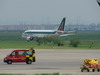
[58,17,66,31]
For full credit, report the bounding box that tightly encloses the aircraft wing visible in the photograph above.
[67,31,76,33]
[60,34,74,37]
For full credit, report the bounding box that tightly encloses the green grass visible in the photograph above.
[0,40,100,49]
[0,32,25,41]
[34,73,60,75]
[0,74,24,75]
[0,31,100,49]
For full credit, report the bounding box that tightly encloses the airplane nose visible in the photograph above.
[22,34,25,37]
[22,33,28,37]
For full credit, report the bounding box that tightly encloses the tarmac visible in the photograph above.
[0,49,100,75]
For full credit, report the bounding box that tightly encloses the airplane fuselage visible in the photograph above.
[22,30,67,38]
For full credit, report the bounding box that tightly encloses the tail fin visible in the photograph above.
[97,0,100,6]
[58,17,66,31]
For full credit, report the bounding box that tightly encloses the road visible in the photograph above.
[0,49,100,75]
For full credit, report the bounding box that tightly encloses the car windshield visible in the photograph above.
[26,51,32,55]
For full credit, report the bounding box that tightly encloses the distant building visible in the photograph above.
[0,24,100,32]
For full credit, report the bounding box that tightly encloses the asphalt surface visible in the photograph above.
[0,49,100,75]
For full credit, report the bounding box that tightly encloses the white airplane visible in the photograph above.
[97,0,100,6]
[22,17,73,42]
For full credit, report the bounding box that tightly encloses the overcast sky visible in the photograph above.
[0,0,100,25]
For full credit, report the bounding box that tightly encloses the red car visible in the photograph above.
[4,49,36,64]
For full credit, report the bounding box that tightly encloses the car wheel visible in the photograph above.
[81,68,89,72]
[97,69,100,72]
[92,69,95,72]
[7,60,12,64]
[26,60,32,64]
[33,57,36,62]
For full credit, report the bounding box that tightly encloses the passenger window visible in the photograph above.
[18,51,25,55]
[11,52,16,56]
